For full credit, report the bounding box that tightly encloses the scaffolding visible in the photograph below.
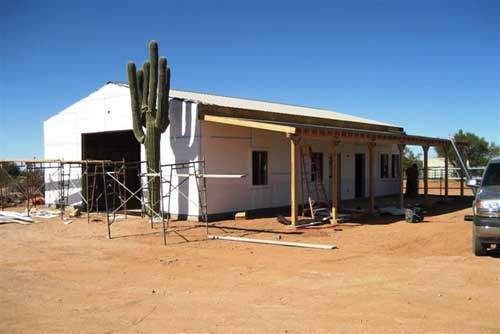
[0,159,210,246]
[103,160,208,245]
[0,159,125,220]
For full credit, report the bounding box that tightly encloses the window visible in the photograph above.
[380,154,389,179]
[391,154,400,178]
[482,162,500,186]
[252,151,268,185]
[311,152,323,182]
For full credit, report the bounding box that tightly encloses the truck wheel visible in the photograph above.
[472,226,487,256]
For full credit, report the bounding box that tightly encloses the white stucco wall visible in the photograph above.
[44,84,201,217]
[200,121,401,215]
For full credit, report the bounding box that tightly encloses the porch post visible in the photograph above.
[444,144,449,199]
[398,144,405,209]
[330,140,340,224]
[368,142,376,213]
[290,135,299,226]
[422,144,429,199]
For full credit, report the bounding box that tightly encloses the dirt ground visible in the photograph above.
[1,199,499,333]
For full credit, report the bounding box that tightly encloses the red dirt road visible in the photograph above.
[0,206,498,333]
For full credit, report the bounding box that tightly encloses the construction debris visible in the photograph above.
[235,211,246,220]
[0,211,37,224]
[65,206,81,217]
[405,207,425,223]
[28,208,59,219]
[63,218,74,225]
[208,235,336,250]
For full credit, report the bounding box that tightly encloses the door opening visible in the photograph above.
[355,153,365,198]
[82,130,141,210]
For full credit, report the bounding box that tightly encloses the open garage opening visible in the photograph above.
[82,130,141,210]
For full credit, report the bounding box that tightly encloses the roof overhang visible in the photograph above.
[199,104,404,134]
[202,114,450,147]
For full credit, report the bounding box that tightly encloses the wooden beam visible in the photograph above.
[208,235,336,250]
[368,142,376,213]
[290,136,300,225]
[199,104,404,134]
[422,144,429,199]
[203,115,296,134]
[330,140,340,224]
[398,144,405,209]
[298,131,450,147]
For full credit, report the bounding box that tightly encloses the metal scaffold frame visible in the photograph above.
[103,160,208,246]
[0,158,210,246]
[0,159,126,221]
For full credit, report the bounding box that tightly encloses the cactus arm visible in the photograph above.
[136,69,146,127]
[148,41,159,117]
[127,62,145,144]
[137,69,143,108]
[159,67,171,132]
[142,61,150,110]
[156,58,169,131]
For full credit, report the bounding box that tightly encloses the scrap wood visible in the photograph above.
[208,235,336,250]
[295,220,328,229]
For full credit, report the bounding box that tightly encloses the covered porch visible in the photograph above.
[202,114,453,226]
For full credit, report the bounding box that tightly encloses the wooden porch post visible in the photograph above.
[444,145,449,199]
[398,144,405,209]
[330,140,340,224]
[422,144,429,199]
[368,142,376,213]
[290,135,299,226]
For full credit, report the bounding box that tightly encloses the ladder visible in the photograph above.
[300,146,330,220]
[86,163,105,215]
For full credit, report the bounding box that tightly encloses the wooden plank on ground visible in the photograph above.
[208,235,336,250]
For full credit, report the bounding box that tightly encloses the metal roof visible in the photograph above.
[110,82,398,129]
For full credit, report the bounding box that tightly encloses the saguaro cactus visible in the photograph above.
[127,40,170,214]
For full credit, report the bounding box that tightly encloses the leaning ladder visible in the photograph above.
[300,146,329,220]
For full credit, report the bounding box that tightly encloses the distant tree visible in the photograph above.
[435,129,499,167]
[2,163,21,177]
[403,147,423,170]
[0,163,21,187]
[489,142,500,159]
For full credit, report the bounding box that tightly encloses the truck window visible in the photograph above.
[482,162,500,186]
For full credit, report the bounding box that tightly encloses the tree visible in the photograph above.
[435,129,499,167]
[0,163,21,187]
[403,147,423,170]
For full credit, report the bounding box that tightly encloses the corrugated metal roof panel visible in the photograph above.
[168,89,398,128]
[110,82,398,129]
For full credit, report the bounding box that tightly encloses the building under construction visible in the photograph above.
[41,82,456,225]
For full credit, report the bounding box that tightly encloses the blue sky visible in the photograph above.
[1,0,498,158]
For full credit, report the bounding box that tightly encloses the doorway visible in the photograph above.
[354,153,365,198]
[81,130,141,209]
